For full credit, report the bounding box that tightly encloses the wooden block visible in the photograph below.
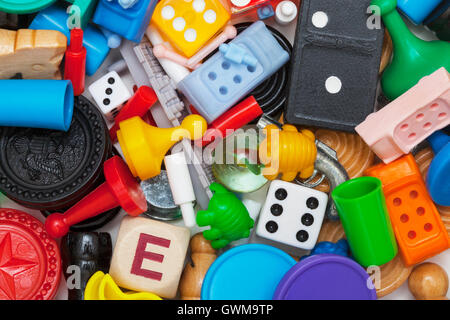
[109,216,190,299]
[0,29,67,80]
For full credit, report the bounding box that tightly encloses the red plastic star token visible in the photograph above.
[0,209,61,300]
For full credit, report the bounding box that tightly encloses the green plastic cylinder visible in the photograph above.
[332,177,398,267]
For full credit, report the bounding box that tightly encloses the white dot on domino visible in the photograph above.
[173,17,186,31]
[184,29,197,42]
[231,0,250,7]
[325,76,342,94]
[312,11,328,28]
[193,0,206,12]
[161,5,175,20]
[204,10,216,23]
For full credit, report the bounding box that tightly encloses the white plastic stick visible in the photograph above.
[164,152,197,227]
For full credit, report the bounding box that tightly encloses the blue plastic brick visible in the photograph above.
[93,0,157,43]
[426,131,450,206]
[257,4,275,20]
[178,21,290,123]
[397,0,442,25]
[29,3,109,76]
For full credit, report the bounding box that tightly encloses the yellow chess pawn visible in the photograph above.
[84,271,162,300]
[117,114,207,180]
[259,124,317,181]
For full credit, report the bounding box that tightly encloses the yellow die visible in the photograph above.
[152,0,230,57]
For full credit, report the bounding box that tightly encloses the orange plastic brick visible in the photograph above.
[365,154,450,266]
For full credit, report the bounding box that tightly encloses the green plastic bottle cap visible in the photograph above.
[0,0,56,14]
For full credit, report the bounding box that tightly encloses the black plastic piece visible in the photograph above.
[61,232,113,300]
[285,0,384,132]
[0,96,111,211]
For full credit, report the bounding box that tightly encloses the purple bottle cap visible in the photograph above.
[273,254,377,300]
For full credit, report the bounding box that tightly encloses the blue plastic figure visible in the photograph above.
[300,239,350,260]
[93,0,157,42]
[178,21,290,123]
[29,3,109,76]
[99,27,122,49]
[257,5,275,20]
[397,0,443,25]
[107,0,139,9]
[427,130,450,206]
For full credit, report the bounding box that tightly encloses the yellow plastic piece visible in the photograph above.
[117,114,207,181]
[152,0,230,58]
[258,124,317,181]
[84,271,162,300]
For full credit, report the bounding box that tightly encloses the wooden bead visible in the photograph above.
[179,233,217,300]
[408,263,449,300]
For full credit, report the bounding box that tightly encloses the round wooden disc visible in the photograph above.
[379,30,393,74]
[378,255,413,298]
[317,220,411,298]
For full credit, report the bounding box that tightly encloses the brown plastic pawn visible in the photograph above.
[179,233,217,300]
[409,263,449,300]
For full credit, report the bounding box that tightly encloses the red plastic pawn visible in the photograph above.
[109,86,157,142]
[45,156,147,238]
[197,96,262,147]
[64,28,86,96]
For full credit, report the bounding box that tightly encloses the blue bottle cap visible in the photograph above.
[201,244,296,300]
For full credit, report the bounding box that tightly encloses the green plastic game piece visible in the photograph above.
[332,176,398,267]
[0,0,56,14]
[371,0,450,100]
[66,0,98,29]
[196,183,255,249]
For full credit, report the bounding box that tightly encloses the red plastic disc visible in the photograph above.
[0,209,61,300]
[103,156,147,216]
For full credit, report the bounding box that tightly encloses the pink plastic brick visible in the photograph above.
[356,67,450,164]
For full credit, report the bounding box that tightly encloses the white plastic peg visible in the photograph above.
[275,1,298,25]
[164,152,197,227]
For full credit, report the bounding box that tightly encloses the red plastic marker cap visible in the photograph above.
[64,28,86,96]
[0,209,61,300]
[104,156,147,216]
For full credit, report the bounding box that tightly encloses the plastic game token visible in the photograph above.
[103,155,147,215]
[0,0,56,14]
[273,254,377,300]
[0,208,61,300]
[45,156,147,238]
[0,95,111,211]
[201,244,296,300]
[41,206,120,232]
